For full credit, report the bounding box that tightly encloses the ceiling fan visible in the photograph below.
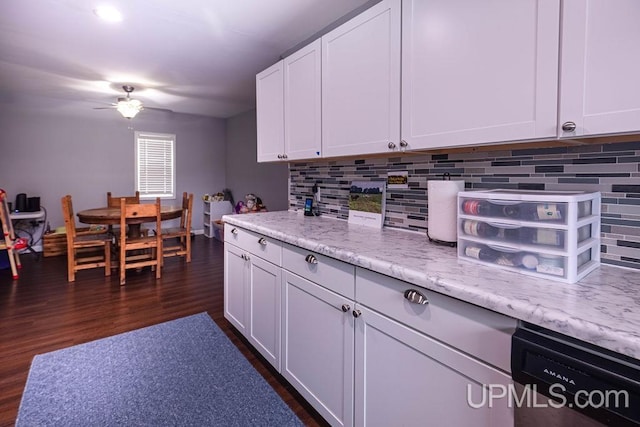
[94,85,172,119]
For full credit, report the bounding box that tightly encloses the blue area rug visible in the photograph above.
[17,312,303,426]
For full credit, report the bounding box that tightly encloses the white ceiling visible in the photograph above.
[0,0,374,119]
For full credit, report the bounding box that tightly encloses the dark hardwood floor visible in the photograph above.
[0,236,327,427]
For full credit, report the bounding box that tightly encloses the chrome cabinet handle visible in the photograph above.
[231,228,238,235]
[241,253,250,261]
[387,142,396,149]
[352,309,362,318]
[258,237,267,246]
[399,140,408,148]
[404,289,429,305]
[277,154,283,159]
[562,121,576,132]
[341,304,350,313]
[305,254,318,264]
[282,153,288,159]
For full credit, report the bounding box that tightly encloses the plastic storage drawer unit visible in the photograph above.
[457,189,601,283]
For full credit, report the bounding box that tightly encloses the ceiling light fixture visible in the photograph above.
[116,85,143,119]
[94,5,123,23]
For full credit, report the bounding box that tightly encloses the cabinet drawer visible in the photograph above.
[224,226,282,266]
[282,244,355,299]
[355,268,516,373]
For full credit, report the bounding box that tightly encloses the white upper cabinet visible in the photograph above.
[284,39,322,161]
[559,0,640,138]
[322,0,401,157]
[401,0,560,150]
[256,61,285,162]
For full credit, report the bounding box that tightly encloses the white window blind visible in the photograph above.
[135,131,175,199]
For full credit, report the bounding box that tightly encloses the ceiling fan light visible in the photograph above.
[116,99,143,119]
[94,5,123,23]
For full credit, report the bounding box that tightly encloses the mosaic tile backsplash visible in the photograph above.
[289,141,640,270]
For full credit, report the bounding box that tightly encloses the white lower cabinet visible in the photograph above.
[354,268,515,427]
[354,305,513,426]
[248,256,281,370]
[224,227,282,370]
[282,271,355,427]
[224,228,516,427]
[224,243,249,334]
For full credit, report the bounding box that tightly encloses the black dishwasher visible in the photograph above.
[512,323,640,426]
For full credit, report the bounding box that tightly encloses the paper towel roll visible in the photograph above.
[428,180,465,243]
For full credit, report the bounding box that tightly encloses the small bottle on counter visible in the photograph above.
[502,203,564,221]
[462,220,499,238]
[503,227,563,247]
[464,245,499,262]
[461,200,500,216]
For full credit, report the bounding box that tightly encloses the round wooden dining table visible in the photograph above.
[77,205,183,237]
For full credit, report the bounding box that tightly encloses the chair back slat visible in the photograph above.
[107,191,140,208]
[179,192,193,231]
[61,195,77,238]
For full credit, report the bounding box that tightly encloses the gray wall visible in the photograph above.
[0,106,226,233]
[225,109,288,212]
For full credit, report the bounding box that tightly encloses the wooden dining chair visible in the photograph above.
[156,192,193,265]
[61,195,112,282]
[106,191,141,235]
[118,197,162,285]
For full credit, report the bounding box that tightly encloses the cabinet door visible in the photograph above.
[224,244,249,333]
[401,0,559,150]
[248,256,282,371]
[354,305,513,427]
[256,61,285,162]
[282,271,355,427]
[284,39,322,161]
[322,0,401,157]
[559,0,640,137]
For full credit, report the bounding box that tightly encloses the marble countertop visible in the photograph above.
[222,210,640,359]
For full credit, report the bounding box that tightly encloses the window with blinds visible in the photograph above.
[135,131,176,199]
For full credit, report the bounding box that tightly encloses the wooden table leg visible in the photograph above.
[128,224,142,238]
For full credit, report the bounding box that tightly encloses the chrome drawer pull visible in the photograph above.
[341,304,350,313]
[241,253,250,261]
[231,228,238,235]
[305,254,318,264]
[258,237,267,246]
[404,289,429,305]
[352,309,362,318]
